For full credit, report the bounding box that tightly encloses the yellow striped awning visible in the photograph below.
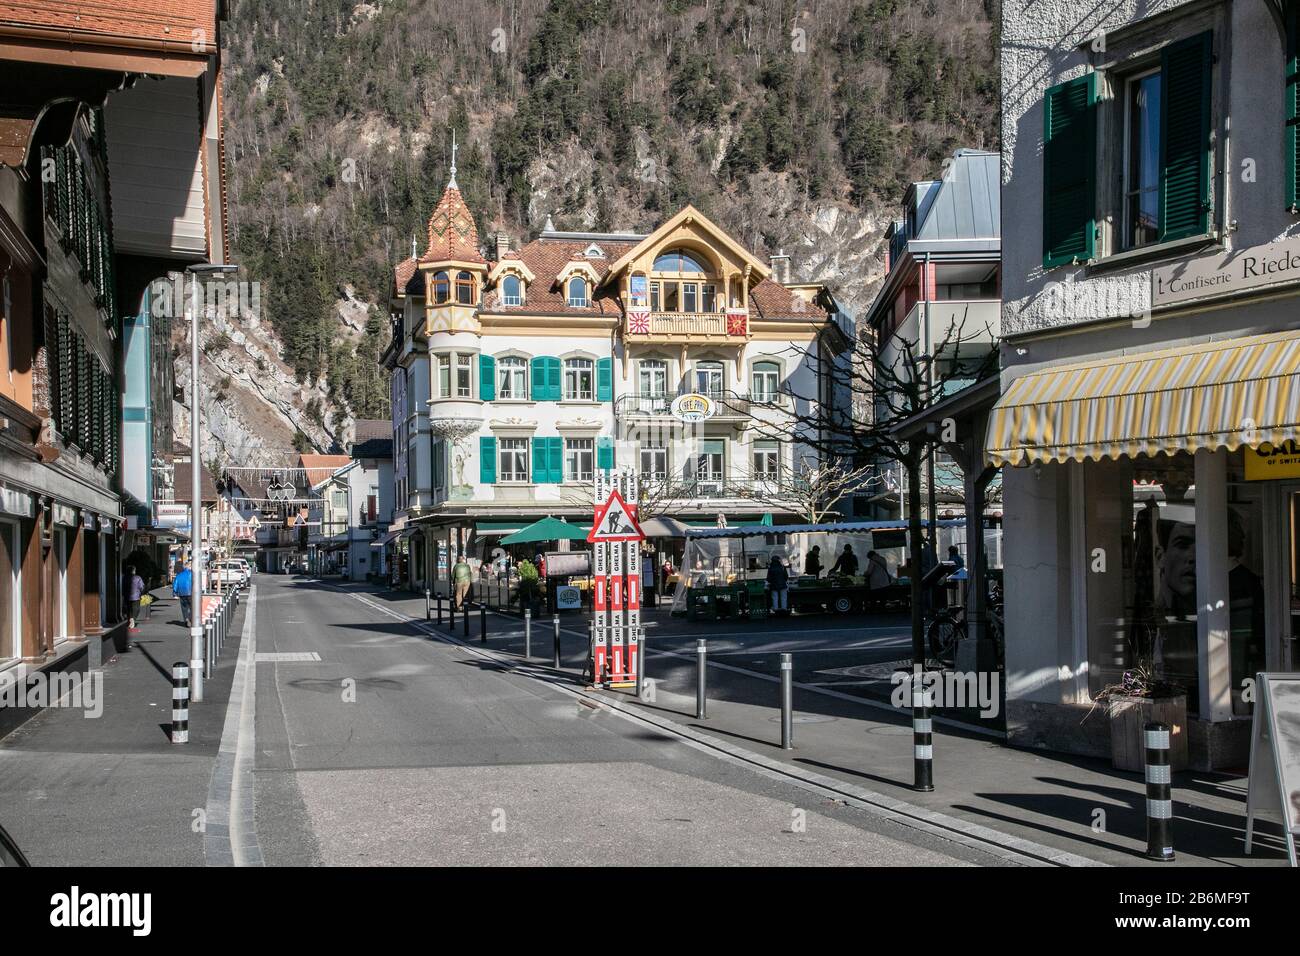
[986,330,1300,466]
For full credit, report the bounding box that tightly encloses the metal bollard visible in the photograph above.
[435,594,443,626]
[524,609,532,658]
[1145,722,1175,861]
[463,600,470,638]
[912,683,934,792]
[780,653,794,750]
[480,603,487,643]
[425,588,431,621]
[552,615,561,668]
[204,620,215,677]
[171,662,189,744]
[696,639,708,719]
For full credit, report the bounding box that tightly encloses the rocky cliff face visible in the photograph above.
[172,301,360,468]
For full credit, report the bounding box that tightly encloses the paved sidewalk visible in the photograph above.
[348,580,1292,867]
[0,588,245,865]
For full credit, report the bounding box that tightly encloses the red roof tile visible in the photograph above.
[481,239,636,316]
[0,0,217,48]
[419,185,486,265]
[298,454,352,488]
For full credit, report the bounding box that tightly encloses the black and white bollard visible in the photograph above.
[1145,722,1175,861]
[552,615,561,668]
[479,603,487,643]
[204,619,215,677]
[425,588,431,621]
[171,662,189,744]
[696,639,707,719]
[780,653,794,750]
[524,609,532,658]
[913,683,934,792]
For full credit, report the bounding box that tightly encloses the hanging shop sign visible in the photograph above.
[670,392,715,424]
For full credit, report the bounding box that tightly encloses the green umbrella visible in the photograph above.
[500,516,589,545]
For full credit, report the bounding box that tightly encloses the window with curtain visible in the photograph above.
[497,356,527,398]
[564,438,594,482]
[751,362,780,402]
[499,438,529,483]
[564,357,594,400]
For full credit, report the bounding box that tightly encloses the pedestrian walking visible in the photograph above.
[947,544,965,571]
[452,553,473,611]
[767,554,790,614]
[122,565,145,632]
[173,561,194,625]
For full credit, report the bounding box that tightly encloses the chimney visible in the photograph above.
[495,233,511,261]
[769,250,791,286]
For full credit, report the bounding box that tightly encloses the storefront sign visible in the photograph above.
[52,503,77,527]
[670,392,715,423]
[1244,441,1300,481]
[555,585,582,610]
[1152,233,1300,309]
[0,485,32,518]
[82,512,98,531]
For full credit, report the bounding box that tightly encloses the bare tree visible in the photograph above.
[751,317,997,667]
[734,458,877,524]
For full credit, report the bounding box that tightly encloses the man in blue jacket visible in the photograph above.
[173,561,194,625]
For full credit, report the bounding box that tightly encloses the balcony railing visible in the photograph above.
[656,477,804,501]
[616,391,756,420]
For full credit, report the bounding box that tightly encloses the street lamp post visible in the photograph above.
[187,263,238,702]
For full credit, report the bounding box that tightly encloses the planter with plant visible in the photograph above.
[1088,661,1188,773]
[517,559,540,613]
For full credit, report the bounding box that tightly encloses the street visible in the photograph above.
[248,576,1003,866]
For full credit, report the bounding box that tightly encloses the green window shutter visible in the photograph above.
[596,435,614,471]
[530,357,546,400]
[548,357,562,401]
[1042,73,1097,269]
[596,357,613,402]
[1288,4,1300,210]
[1160,31,1213,242]
[479,354,496,401]
[548,437,564,483]
[479,436,497,485]
[531,437,549,483]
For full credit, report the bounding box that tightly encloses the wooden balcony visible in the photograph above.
[626,311,748,340]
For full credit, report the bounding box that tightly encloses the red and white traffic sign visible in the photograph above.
[587,489,645,543]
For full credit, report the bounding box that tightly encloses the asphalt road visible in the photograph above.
[251,575,1007,866]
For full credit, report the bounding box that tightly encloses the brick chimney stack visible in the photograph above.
[495,233,511,261]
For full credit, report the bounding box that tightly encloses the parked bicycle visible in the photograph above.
[923,582,1004,668]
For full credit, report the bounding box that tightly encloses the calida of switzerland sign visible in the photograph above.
[1152,233,1300,308]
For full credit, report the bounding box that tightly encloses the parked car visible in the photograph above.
[230,558,252,583]
[208,561,244,588]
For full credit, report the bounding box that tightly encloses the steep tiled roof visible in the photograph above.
[0,0,217,47]
[392,257,417,296]
[171,460,219,505]
[353,419,390,442]
[750,278,827,322]
[299,454,352,488]
[420,186,486,265]
[351,437,393,459]
[481,238,637,316]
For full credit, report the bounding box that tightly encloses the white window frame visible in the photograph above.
[694,361,724,398]
[567,277,589,308]
[638,359,668,397]
[501,274,524,307]
[455,353,473,398]
[752,440,780,480]
[499,438,529,483]
[640,443,668,481]
[751,361,781,403]
[564,357,594,401]
[564,438,595,483]
[497,355,528,399]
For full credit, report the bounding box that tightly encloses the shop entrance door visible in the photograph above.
[1281,490,1300,670]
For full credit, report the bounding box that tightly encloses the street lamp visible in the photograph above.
[186,262,239,702]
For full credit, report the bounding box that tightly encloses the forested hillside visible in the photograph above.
[219,0,1000,445]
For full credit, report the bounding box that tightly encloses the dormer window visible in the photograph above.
[456,271,475,305]
[584,243,605,259]
[501,274,523,307]
[653,249,709,274]
[432,271,451,304]
[567,277,589,308]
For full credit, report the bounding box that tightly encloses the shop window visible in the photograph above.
[0,520,17,662]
